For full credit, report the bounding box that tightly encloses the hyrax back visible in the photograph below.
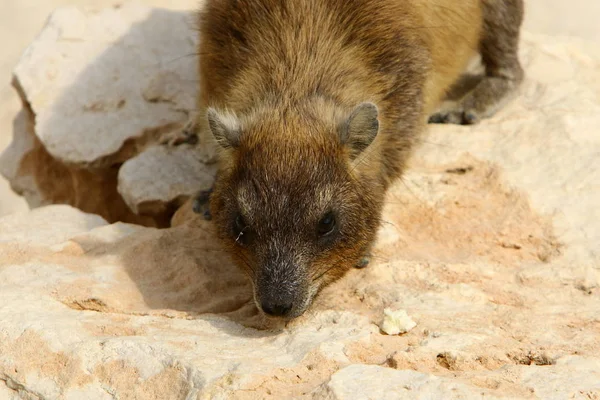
[194,0,524,319]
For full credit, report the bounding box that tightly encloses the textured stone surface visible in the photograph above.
[117,144,217,218]
[313,365,503,399]
[0,2,214,226]
[0,3,600,400]
[13,3,197,165]
[0,205,375,399]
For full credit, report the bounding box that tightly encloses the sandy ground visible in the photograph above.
[0,0,598,217]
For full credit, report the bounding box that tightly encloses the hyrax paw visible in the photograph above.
[355,255,371,269]
[160,130,199,146]
[160,119,199,146]
[428,109,479,125]
[192,188,213,221]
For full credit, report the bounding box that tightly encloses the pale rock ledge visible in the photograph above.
[0,2,215,227]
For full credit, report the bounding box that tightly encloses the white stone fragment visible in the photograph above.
[380,308,417,335]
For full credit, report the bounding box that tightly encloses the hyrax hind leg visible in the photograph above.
[429,0,524,125]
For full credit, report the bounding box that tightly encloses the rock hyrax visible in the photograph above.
[190,0,524,319]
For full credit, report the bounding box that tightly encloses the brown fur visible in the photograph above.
[193,0,524,319]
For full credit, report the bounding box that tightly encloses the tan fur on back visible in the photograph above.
[198,0,482,183]
[195,0,491,318]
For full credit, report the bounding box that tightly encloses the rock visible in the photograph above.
[517,356,600,399]
[316,361,600,399]
[0,205,375,399]
[13,3,196,166]
[0,4,599,399]
[313,365,503,399]
[0,108,41,208]
[117,144,217,225]
[0,104,161,226]
[0,204,106,246]
[0,2,216,227]
[379,308,417,335]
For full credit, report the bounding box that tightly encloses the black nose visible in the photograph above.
[260,300,293,317]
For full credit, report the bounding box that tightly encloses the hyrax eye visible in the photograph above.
[235,214,246,231]
[233,214,250,244]
[317,212,336,236]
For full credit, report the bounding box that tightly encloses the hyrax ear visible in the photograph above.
[339,102,379,158]
[207,107,242,149]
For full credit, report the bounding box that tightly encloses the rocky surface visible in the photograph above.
[0,2,215,226]
[1,3,600,400]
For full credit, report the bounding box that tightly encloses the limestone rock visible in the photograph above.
[379,308,417,335]
[0,104,160,226]
[0,108,40,208]
[0,2,216,226]
[314,365,503,399]
[13,3,197,165]
[117,144,217,223]
[0,204,106,246]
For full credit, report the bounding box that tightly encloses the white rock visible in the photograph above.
[0,204,106,246]
[0,2,217,225]
[12,3,198,165]
[380,308,417,335]
[0,108,43,209]
[518,356,600,399]
[314,365,503,399]
[117,144,217,215]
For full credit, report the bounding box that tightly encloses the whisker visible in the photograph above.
[163,52,199,65]
[311,263,341,283]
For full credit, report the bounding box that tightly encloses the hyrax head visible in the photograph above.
[206,100,384,319]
